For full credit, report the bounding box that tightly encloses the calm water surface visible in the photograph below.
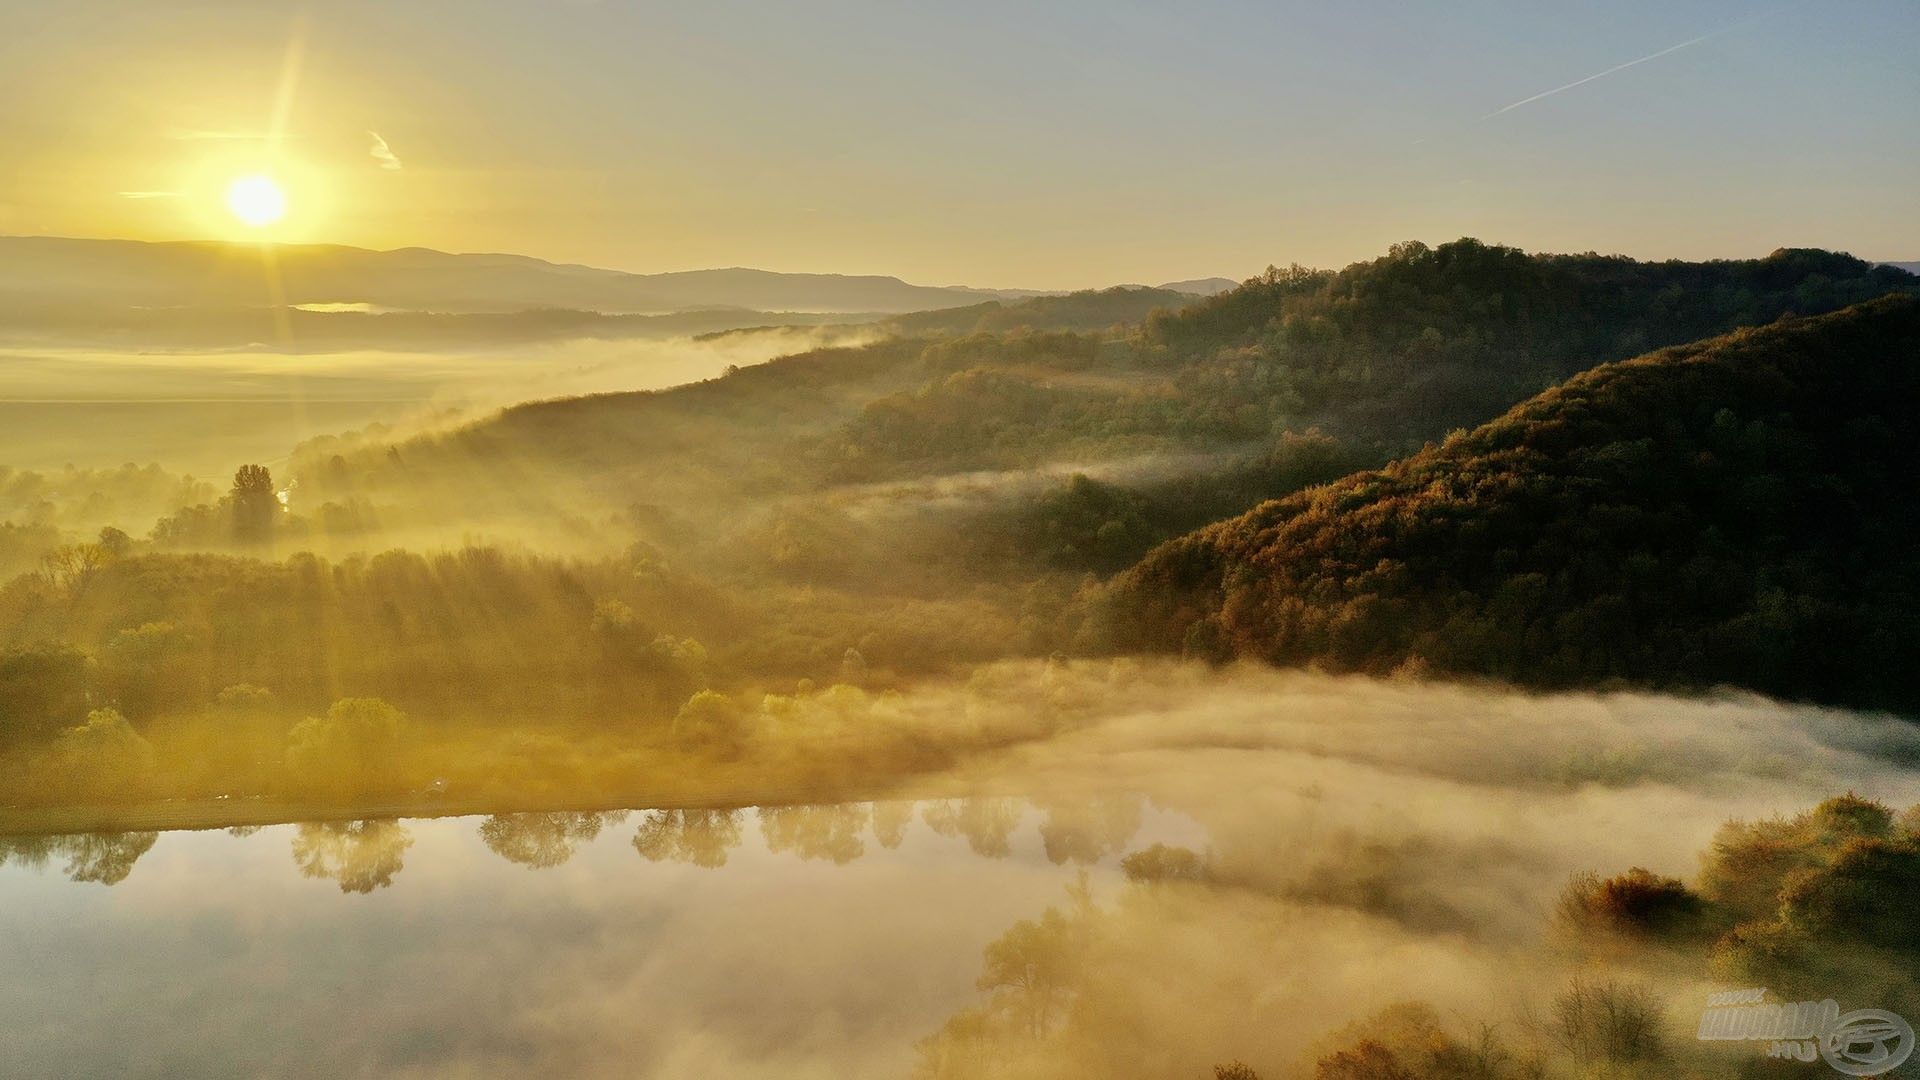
[0,800,1199,1079]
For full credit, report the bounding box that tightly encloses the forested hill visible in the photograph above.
[810,241,1917,483]
[1131,241,1918,450]
[1103,296,1920,714]
[276,240,1917,581]
[311,241,1914,493]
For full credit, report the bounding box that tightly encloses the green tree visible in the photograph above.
[230,463,278,545]
[285,697,408,796]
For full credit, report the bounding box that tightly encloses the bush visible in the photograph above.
[1556,867,1704,941]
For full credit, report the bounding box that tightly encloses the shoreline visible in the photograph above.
[0,775,1001,838]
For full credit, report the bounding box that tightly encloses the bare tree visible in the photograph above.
[1552,978,1665,1072]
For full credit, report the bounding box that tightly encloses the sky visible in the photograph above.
[0,0,1914,289]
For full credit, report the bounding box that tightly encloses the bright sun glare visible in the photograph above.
[224,174,287,228]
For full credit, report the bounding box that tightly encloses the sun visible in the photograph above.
[224,174,287,228]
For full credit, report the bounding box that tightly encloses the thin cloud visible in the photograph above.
[368,131,403,172]
[1480,26,1731,121]
[118,191,183,199]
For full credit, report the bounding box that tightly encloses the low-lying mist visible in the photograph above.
[901,665,1920,1079]
[7,664,1916,1078]
[0,324,875,476]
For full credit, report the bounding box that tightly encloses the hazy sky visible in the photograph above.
[1,0,1914,288]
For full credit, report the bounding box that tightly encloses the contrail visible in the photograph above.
[1480,27,1728,120]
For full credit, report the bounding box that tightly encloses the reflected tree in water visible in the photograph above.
[922,797,1023,859]
[292,819,413,893]
[479,811,629,869]
[760,804,869,864]
[62,832,159,885]
[916,874,1101,1078]
[631,808,742,868]
[0,831,158,885]
[1038,793,1142,865]
[872,800,914,849]
[0,834,56,870]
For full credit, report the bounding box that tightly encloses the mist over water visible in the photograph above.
[5,667,1914,1079]
[1,2,1912,1076]
[0,801,1177,1079]
[0,325,872,474]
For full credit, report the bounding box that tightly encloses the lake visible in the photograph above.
[6,672,1918,1079]
[0,800,1199,1079]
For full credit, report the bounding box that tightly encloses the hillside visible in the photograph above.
[875,286,1203,337]
[451,241,1918,489]
[1105,296,1920,713]
[280,241,1920,581]
[815,241,1919,481]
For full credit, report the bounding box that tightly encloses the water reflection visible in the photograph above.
[631,808,742,868]
[760,802,871,864]
[479,810,630,869]
[0,793,1157,890]
[0,830,157,885]
[291,819,413,893]
[922,797,1022,858]
[5,675,1920,1079]
[0,794,1152,1080]
[1037,793,1142,865]
[873,800,913,849]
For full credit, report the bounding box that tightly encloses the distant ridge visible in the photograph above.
[0,235,1042,315]
[1154,277,1240,296]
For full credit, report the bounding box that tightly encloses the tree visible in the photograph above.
[1119,842,1209,884]
[0,645,91,746]
[285,697,408,796]
[95,526,133,558]
[1314,1041,1414,1080]
[1555,867,1703,941]
[53,708,156,796]
[673,689,744,749]
[41,542,110,599]
[1550,979,1664,1069]
[230,463,278,545]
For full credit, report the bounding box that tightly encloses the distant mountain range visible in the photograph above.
[1883,261,1920,276]
[0,236,1235,316]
